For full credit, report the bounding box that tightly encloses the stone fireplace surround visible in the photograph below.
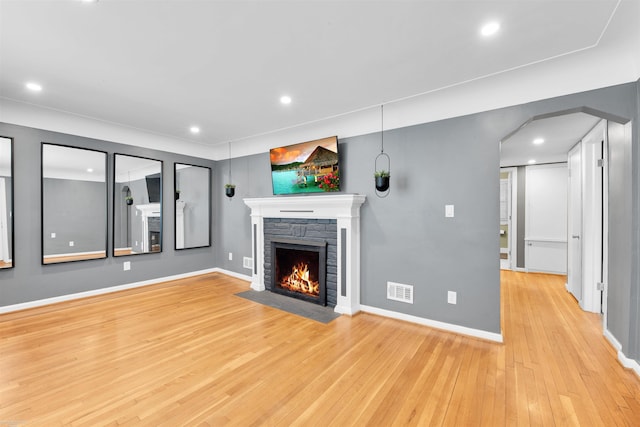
[244,194,366,315]
[265,220,336,307]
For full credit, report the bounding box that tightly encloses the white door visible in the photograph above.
[567,143,582,302]
[579,120,605,313]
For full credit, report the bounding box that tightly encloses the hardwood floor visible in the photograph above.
[1,271,639,425]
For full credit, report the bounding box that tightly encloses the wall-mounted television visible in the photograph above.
[270,136,340,195]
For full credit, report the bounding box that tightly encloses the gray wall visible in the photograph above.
[42,178,106,256]
[113,178,150,249]
[2,176,12,260]
[176,165,210,248]
[217,82,638,340]
[214,154,272,274]
[633,80,640,360]
[0,122,215,306]
[607,121,633,355]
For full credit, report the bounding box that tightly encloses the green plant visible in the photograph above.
[374,170,390,178]
[225,183,236,188]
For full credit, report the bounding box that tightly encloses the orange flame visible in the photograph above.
[280,263,319,297]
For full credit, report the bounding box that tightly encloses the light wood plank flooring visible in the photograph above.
[1,271,639,425]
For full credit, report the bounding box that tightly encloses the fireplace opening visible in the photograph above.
[271,239,327,306]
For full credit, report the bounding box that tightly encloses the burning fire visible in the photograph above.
[280,262,319,297]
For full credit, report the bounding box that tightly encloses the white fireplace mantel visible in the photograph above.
[135,203,160,252]
[244,194,366,315]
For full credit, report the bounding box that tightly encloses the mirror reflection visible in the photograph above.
[0,137,13,269]
[42,143,107,264]
[175,163,211,250]
[114,154,163,256]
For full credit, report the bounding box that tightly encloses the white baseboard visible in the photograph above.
[0,268,221,314]
[212,268,252,282]
[604,328,640,379]
[359,304,504,343]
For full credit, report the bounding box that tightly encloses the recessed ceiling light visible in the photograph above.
[533,138,545,145]
[481,21,500,37]
[190,126,200,134]
[87,168,94,173]
[80,0,99,3]
[280,95,292,105]
[528,159,537,165]
[26,82,42,92]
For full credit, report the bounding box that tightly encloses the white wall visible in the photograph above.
[525,163,569,274]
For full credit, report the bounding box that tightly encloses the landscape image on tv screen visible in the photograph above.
[270,136,339,195]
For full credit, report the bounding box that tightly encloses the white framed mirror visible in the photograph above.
[41,143,108,264]
[113,154,163,256]
[0,136,13,269]
[174,163,211,250]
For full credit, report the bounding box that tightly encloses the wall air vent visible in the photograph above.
[387,281,413,304]
[243,257,253,270]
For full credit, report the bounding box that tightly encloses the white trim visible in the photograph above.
[603,328,622,351]
[601,122,609,326]
[213,268,252,282]
[360,304,504,343]
[500,167,518,271]
[0,268,219,314]
[604,329,640,379]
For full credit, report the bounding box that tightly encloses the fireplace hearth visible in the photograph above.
[271,238,327,306]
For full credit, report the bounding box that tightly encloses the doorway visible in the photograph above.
[499,168,516,270]
[500,108,613,324]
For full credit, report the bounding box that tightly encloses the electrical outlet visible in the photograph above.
[123,261,131,271]
[51,232,56,238]
[448,291,457,304]
[228,252,233,261]
[69,241,74,247]
[445,205,455,218]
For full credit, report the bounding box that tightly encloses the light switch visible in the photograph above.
[51,232,56,238]
[445,205,455,218]
[448,291,457,304]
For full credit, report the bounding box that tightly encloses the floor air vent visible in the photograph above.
[387,282,413,304]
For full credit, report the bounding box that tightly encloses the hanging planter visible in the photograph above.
[225,184,236,198]
[125,196,134,206]
[374,105,391,198]
[225,142,236,199]
[374,170,390,192]
[175,190,180,200]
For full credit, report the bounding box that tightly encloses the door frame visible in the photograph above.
[500,167,518,270]
[575,120,606,314]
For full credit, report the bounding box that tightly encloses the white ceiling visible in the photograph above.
[0,0,637,159]
[500,112,603,168]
